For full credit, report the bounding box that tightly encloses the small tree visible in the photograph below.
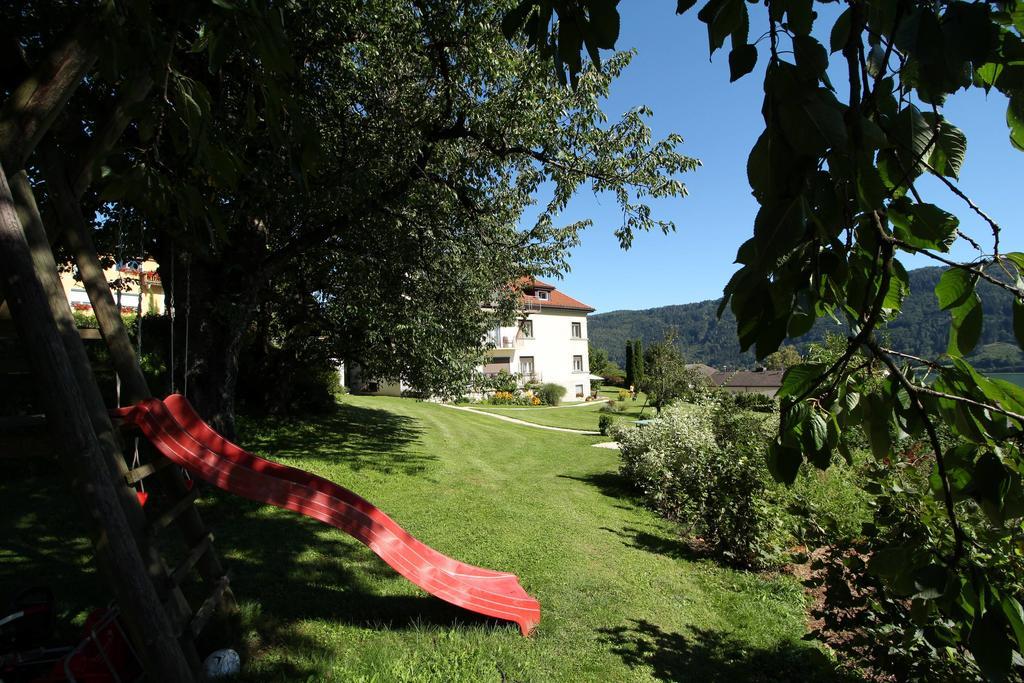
[763,345,801,371]
[589,343,609,389]
[633,339,645,387]
[625,340,635,388]
[640,329,699,413]
[538,383,567,406]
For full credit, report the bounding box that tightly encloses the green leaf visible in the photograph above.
[913,564,949,600]
[1000,596,1024,654]
[970,609,1014,683]
[768,441,803,484]
[501,0,535,39]
[1004,252,1024,272]
[862,394,891,459]
[1008,94,1024,152]
[779,91,848,155]
[588,0,620,49]
[935,268,975,310]
[830,8,852,53]
[926,119,967,179]
[948,293,983,356]
[868,546,911,581]
[794,35,828,79]
[881,258,909,311]
[806,411,828,451]
[889,199,959,252]
[890,105,935,181]
[729,44,758,82]
[1014,298,1024,351]
[777,363,828,399]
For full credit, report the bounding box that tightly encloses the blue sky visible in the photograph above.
[538,2,1024,315]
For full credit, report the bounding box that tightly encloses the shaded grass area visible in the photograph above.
[0,395,844,681]
[465,388,652,432]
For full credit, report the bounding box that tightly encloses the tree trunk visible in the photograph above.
[164,250,257,440]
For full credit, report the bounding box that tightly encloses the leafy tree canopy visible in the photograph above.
[4,0,697,434]
[506,0,1024,677]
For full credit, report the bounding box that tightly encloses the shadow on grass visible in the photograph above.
[557,471,641,503]
[0,476,102,641]
[1,427,507,681]
[238,401,431,476]
[599,525,703,562]
[598,619,855,683]
[200,491,516,679]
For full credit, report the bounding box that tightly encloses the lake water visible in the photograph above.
[989,373,1024,387]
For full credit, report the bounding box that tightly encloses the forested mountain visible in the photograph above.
[589,267,1024,372]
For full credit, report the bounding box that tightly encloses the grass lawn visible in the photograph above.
[0,395,843,681]
[465,387,653,432]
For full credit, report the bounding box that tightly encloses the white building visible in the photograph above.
[481,279,595,400]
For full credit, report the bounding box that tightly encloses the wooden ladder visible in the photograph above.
[0,165,233,681]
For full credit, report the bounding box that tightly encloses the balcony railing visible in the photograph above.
[522,301,541,313]
[484,331,523,350]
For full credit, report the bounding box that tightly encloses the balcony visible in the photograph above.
[484,329,523,351]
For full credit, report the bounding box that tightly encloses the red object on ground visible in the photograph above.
[111,395,541,636]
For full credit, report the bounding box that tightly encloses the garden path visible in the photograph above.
[439,403,602,435]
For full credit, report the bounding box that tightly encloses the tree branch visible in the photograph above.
[0,16,101,170]
[865,337,967,562]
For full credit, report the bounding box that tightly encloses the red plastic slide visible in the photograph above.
[112,395,540,636]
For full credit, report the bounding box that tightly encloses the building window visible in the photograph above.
[520,319,534,338]
[573,355,583,372]
[571,322,582,338]
[520,356,535,378]
[575,384,584,398]
[536,290,549,300]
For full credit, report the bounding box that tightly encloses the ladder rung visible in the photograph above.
[148,488,200,537]
[190,576,230,638]
[169,533,214,587]
[0,414,46,432]
[124,457,172,485]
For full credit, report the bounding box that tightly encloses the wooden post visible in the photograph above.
[44,155,235,613]
[0,21,98,170]
[0,163,196,682]
[9,168,202,669]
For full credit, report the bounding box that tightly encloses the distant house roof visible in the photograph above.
[686,363,718,378]
[519,277,595,313]
[711,369,784,388]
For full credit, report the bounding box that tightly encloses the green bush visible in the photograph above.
[613,403,788,568]
[617,389,632,402]
[537,383,566,406]
[600,400,623,414]
[598,414,614,436]
[726,391,777,412]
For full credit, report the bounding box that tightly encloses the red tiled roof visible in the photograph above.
[519,277,595,313]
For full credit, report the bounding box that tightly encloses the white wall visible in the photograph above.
[489,308,590,400]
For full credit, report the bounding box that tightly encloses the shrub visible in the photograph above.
[726,391,777,413]
[488,391,527,405]
[598,414,614,436]
[614,403,787,567]
[600,400,623,414]
[537,383,566,406]
[617,389,631,402]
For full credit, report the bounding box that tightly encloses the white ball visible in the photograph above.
[202,648,241,679]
